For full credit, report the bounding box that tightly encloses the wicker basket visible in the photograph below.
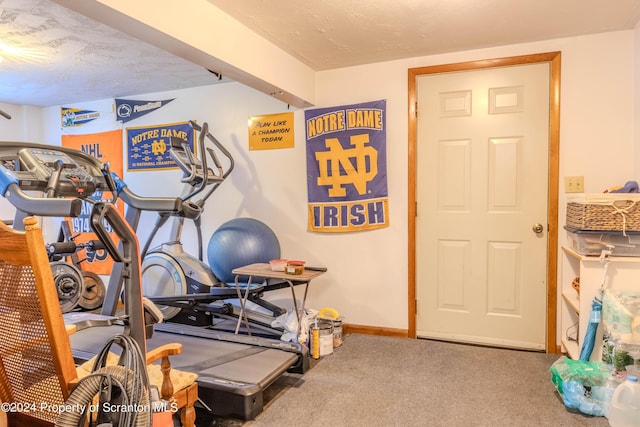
[566,194,640,232]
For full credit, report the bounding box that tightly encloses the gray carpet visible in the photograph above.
[236,334,611,427]
[198,334,612,426]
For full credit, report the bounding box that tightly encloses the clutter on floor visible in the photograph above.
[557,185,640,425]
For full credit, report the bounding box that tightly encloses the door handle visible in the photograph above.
[532,223,544,234]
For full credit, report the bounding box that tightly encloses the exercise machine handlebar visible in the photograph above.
[0,141,147,353]
[172,121,234,207]
[171,121,212,202]
[90,201,146,352]
[189,121,235,180]
[112,173,185,214]
[47,239,106,256]
[3,181,82,218]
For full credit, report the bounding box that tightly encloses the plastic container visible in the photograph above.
[332,317,343,347]
[627,365,640,378]
[317,307,344,348]
[269,259,287,272]
[285,260,305,275]
[608,375,640,426]
[565,227,640,257]
[317,319,334,356]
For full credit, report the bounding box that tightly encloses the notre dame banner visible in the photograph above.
[305,99,389,233]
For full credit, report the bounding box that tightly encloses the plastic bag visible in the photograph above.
[271,308,317,343]
[550,356,610,392]
[562,380,616,417]
[550,356,617,416]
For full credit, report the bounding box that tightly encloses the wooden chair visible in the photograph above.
[0,217,198,426]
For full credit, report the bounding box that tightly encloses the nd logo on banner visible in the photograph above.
[305,99,389,233]
[316,134,378,197]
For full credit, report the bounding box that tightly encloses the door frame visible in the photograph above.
[407,52,561,353]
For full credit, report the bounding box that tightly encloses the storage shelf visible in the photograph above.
[560,245,640,362]
[562,290,580,314]
[562,337,580,360]
[561,246,583,261]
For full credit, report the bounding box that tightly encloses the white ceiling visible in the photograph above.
[1,0,640,108]
[0,0,219,107]
[208,0,640,70]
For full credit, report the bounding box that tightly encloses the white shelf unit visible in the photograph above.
[560,246,640,361]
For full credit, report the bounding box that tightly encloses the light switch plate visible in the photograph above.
[564,176,584,193]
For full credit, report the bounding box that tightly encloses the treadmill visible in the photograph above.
[0,140,308,420]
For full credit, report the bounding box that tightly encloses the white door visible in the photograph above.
[416,63,549,350]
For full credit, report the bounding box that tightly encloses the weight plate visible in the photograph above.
[78,271,106,310]
[50,261,84,313]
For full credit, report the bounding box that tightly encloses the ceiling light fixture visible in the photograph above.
[0,42,46,64]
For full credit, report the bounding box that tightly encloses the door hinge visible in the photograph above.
[414,101,418,117]
[415,299,418,314]
[415,201,418,217]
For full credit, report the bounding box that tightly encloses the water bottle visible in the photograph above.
[608,375,640,426]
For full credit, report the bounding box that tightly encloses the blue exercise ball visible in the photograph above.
[207,217,281,283]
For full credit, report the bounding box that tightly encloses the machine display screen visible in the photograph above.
[28,149,73,165]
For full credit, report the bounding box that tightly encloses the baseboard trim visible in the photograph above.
[343,323,408,338]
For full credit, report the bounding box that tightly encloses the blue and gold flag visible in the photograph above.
[126,121,194,171]
[305,99,389,233]
[61,107,101,127]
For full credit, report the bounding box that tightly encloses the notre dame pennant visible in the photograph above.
[305,99,389,233]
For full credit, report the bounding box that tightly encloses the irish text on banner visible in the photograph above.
[127,122,194,171]
[61,129,124,275]
[305,99,389,233]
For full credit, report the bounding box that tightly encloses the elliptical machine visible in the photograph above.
[114,121,303,338]
[139,121,235,322]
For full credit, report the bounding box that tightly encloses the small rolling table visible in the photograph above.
[232,263,325,336]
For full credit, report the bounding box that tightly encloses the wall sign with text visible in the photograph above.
[305,99,389,233]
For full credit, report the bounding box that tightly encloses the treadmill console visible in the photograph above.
[16,148,99,197]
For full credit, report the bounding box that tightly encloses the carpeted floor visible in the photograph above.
[198,334,612,427]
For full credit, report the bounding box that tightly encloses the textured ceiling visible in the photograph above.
[207,0,640,70]
[1,0,640,108]
[0,0,219,107]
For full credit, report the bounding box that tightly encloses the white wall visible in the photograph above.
[314,30,637,331]
[635,22,640,177]
[0,102,43,141]
[0,103,45,223]
[0,29,636,336]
